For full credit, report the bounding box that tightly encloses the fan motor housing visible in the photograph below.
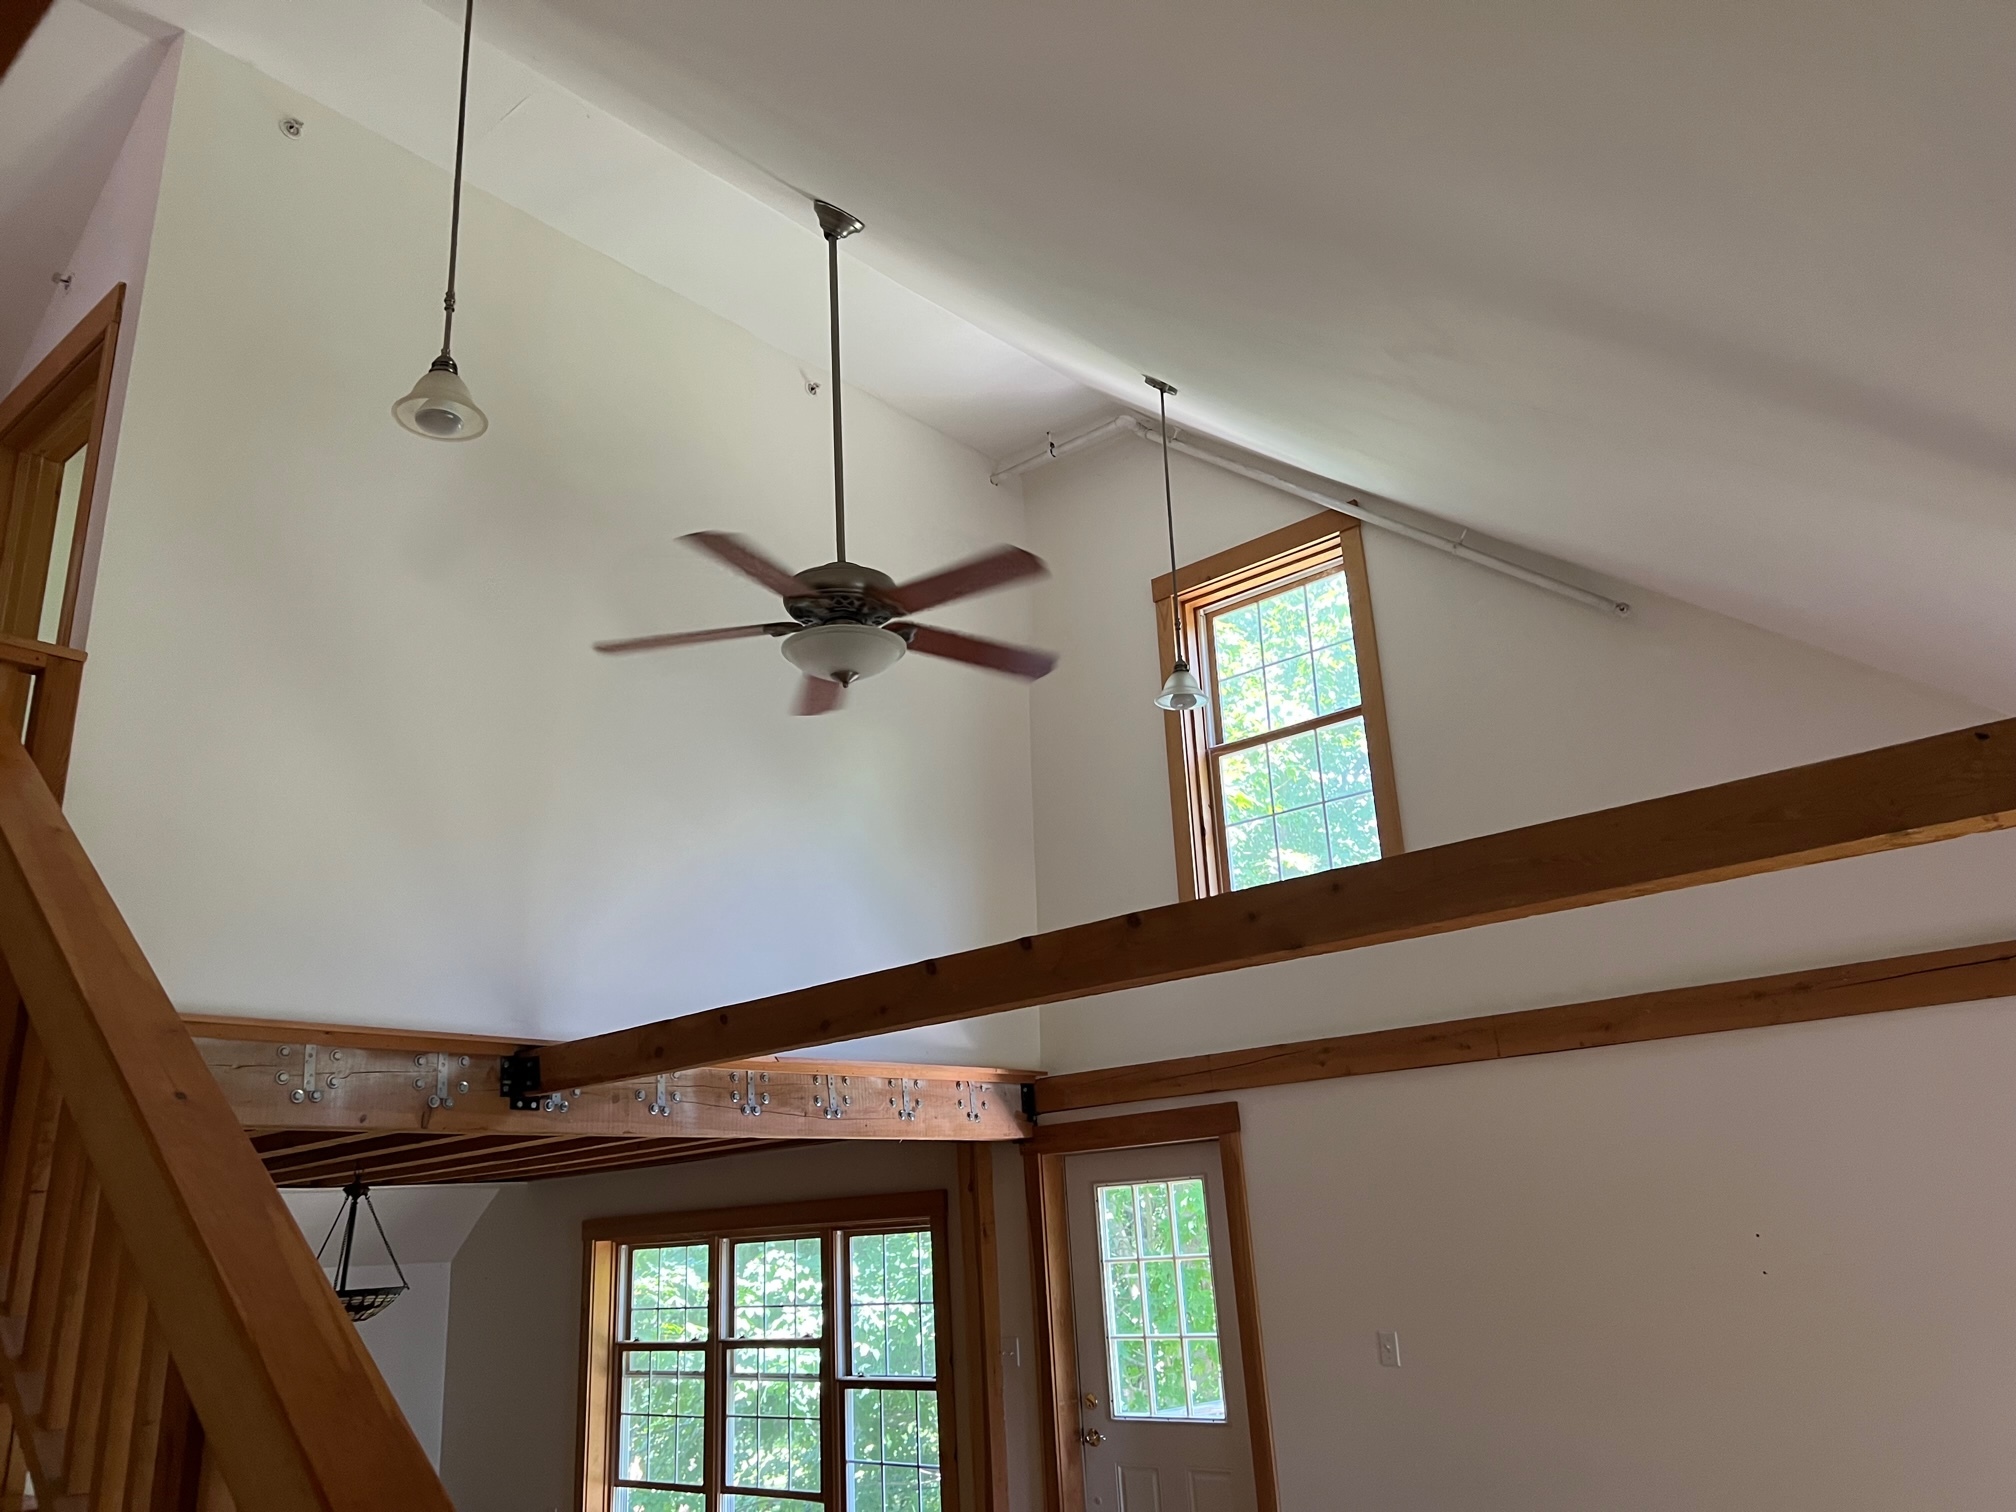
[785,560,901,627]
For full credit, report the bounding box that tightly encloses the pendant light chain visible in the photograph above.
[828,229,847,562]
[439,0,476,366]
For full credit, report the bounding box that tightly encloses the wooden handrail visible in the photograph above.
[0,648,452,1507]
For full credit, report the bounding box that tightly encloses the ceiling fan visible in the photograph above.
[595,200,1058,715]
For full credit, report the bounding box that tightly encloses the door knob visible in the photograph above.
[1080,1429,1106,1447]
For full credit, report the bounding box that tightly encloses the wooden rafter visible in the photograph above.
[526,718,2016,1090]
[1034,935,2016,1112]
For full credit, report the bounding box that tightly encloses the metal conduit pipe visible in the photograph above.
[994,413,1632,618]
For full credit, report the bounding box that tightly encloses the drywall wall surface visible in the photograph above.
[64,39,1039,1064]
[438,1143,972,1512]
[1024,436,1989,932]
[1040,997,2016,1509]
[280,1184,501,1466]
[1023,436,2004,1070]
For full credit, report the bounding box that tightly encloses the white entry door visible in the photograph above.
[1065,1140,1258,1512]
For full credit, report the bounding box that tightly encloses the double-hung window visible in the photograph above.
[1153,516,1402,897]
[581,1194,955,1512]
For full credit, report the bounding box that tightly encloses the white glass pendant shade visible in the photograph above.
[393,359,488,441]
[782,623,907,685]
[1155,659,1205,711]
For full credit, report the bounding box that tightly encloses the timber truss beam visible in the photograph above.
[196,1028,1031,1185]
[523,718,2016,1091]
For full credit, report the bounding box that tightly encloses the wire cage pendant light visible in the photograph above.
[1148,377,1204,712]
[316,1172,409,1323]
[393,0,488,441]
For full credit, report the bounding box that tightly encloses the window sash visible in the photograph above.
[1155,518,1402,898]
[588,1199,952,1512]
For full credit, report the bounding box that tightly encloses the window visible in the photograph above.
[1153,516,1401,897]
[1095,1177,1224,1420]
[581,1195,956,1512]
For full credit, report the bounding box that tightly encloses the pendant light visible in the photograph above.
[315,1172,409,1322]
[1149,377,1204,711]
[392,0,488,441]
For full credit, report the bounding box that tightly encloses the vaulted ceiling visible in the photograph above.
[15,0,2016,705]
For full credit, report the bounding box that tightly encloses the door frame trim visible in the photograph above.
[1022,1102,1278,1512]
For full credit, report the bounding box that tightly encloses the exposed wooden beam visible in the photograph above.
[531,719,2016,1089]
[198,1036,1029,1144]
[1035,936,2016,1113]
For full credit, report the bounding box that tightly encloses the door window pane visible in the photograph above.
[1093,1179,1227,1421]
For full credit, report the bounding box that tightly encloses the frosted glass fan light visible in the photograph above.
[782,623,908,686]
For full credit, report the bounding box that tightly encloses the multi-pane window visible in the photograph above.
[1094,1179,1225,1421]
[586,1200,953,1512]
[1156,518,1400,897]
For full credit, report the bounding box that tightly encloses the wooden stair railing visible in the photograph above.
[0,637,452,1511]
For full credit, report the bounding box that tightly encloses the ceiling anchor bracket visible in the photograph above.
[500,1050,543,1110]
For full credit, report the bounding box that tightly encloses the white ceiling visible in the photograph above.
[16,0,2016,706]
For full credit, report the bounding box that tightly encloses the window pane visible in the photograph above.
[1315,719,1373,800]
[617,1350,706,1489]
[1224,815,1279,890]
[850,1231,935,1380]
[723,1499,821,1512]
[614,1493,705,1512]
[1093,1181,1228,1421]
[1262,655,1315,728]
[1220,719,1382,891]
[1326,792,1381,865]
[1274,805,1329,878]
[1211,604,1263,680]
[727,1347,822,1494]
[1256,586,1311,663]
[846,1388,942,1512]
[732,1238,823,1339]
[627,1244,710,1343]
[1264,731,1320,812]
[1313,640,1361,714]
[1305,571,1353,650]
[1217,669,1268,742]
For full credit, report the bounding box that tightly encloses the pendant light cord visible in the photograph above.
[826,229,847,562]
[1150,377,1183,667]
[438,0,476,365]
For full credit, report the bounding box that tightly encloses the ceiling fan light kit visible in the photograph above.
[594,201,1059,715]
[394,0,488,441]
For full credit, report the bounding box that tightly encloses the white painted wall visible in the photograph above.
[281,1183,502,1466]
[438,1143,980,1512]
[64,39,1040,1064]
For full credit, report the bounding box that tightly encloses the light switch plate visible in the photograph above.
[1377,1330,1401,1368]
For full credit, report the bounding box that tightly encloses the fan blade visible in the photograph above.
[885,545,1046,614]
[683,531,806,599]
[594,623,794,655]
[894,622,1058,680]
[793,675,845,716]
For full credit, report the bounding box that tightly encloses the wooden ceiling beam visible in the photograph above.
[527,719,2016,1089]
[1035,935,2016,1113]
[201,1037,1028,1143]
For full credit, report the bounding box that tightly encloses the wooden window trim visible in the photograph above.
[578,1190,960,1512]
[1152,512,1403,900]
[1021,1105,1278,1512]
